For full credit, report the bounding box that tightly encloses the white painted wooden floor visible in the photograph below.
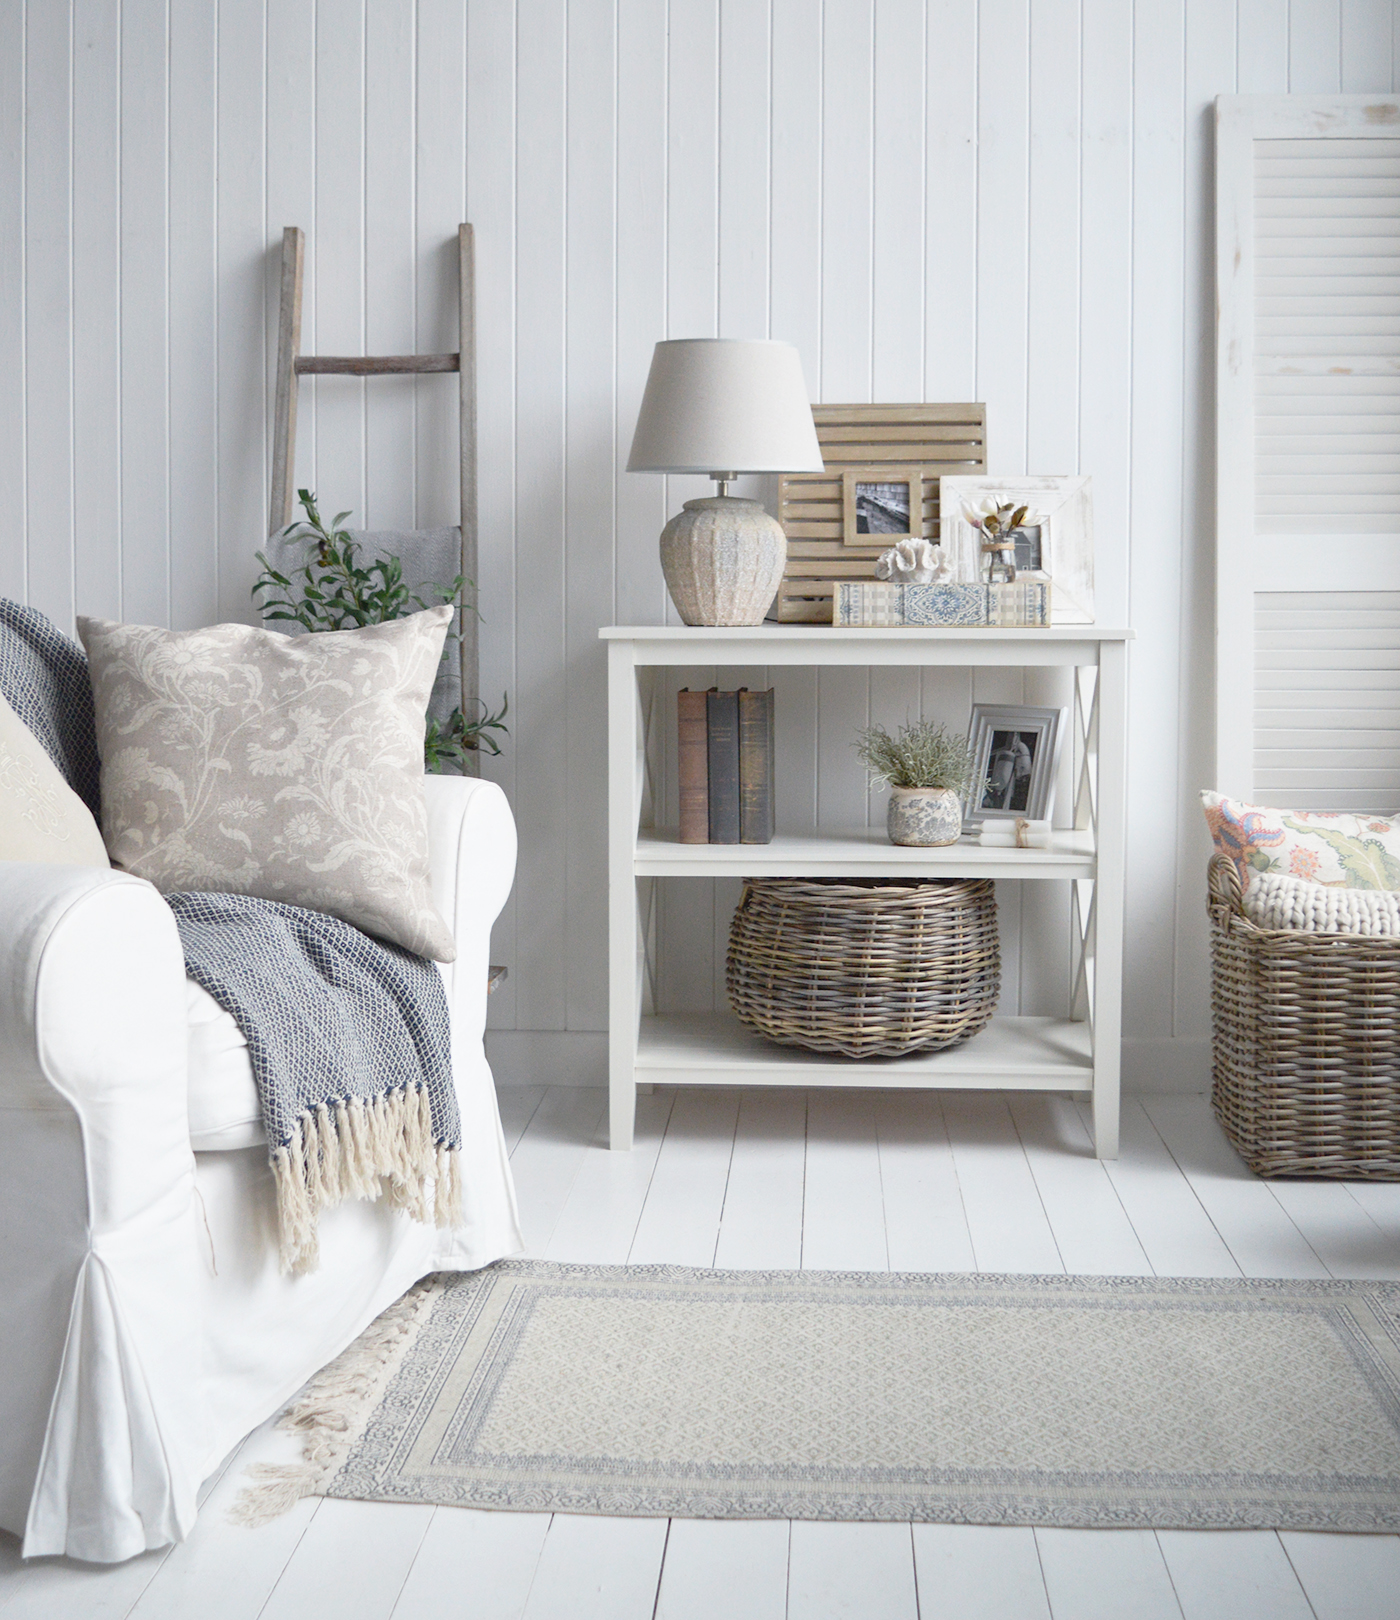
[4,1086,1400,1620]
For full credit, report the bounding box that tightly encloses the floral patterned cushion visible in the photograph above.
[79,607,456,960]
[1201,790,1400,891]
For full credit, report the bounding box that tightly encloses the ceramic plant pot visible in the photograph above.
[886,784,962,847]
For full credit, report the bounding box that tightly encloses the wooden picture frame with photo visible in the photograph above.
[940,474,1095,624]
[964,703,1067,825]
[770,404,987,621]
[839,465,936,546]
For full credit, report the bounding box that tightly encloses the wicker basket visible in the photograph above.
[726,876,1000,1059]
[1208,853,1400,1179]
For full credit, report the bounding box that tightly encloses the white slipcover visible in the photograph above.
[0,774,523,1563]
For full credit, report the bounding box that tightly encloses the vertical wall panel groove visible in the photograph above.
[0,0,26,606]
[2,1,1395,1064]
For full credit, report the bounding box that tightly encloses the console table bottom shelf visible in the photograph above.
[631,1012,1094,1091]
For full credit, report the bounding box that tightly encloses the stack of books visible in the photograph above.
[678,688,775,844]
[834,580,1050,628]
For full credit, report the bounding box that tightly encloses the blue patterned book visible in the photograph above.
[834,581,1050,628]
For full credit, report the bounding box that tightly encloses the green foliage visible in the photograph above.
[254,489,467,630]
[425,695,509,767]
[253,489,509,769]
[1282,819,1400,890]
[853,719,976,793]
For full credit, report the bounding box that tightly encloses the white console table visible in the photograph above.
[602,625,1132,1157]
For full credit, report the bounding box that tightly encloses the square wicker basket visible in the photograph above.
[1208,853,1400,1179]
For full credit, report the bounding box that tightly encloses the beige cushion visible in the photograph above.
[0,689,110,867]
[78,608,456,960]
[1244,870,1400,935]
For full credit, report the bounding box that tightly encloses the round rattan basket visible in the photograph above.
[725,876,1000,1059]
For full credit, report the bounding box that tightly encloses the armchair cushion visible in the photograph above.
[184,773,507,1156]
[187,980,262,1150]
[0,689,110,866]
[78,608,457,960]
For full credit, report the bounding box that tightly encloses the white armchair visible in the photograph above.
[0,774,522,1563]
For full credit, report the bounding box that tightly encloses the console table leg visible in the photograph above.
[608,643,639,1150]
[1092,640,1127,1159]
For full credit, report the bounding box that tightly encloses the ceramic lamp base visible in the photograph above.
[659,496,787,626]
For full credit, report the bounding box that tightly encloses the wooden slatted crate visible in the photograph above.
[770,403,987,622]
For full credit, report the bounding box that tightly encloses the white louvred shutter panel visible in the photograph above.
[1217,99,1400,808]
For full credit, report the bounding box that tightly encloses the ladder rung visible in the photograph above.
[294,353,460,376]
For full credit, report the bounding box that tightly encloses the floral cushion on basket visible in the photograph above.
[1201,790,1400,891]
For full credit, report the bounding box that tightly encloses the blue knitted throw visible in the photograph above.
[0,600,461,1271]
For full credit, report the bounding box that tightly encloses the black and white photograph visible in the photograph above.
[964,703,1067,824]
[980,728,1039,812]
[854,480,911,535]
[841,466,932,545]
[1009,523,1043,572]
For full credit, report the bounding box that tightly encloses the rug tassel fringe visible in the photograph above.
[229,1277,442,1528]
[273,1085,464,1274]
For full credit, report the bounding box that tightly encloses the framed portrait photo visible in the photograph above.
[938,474,1095,623]
[964,703,1067,824]
[840,466,934,546]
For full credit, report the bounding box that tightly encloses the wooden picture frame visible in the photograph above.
[964,703,1066,825]
[839,466,935,545]
[940,474,1094,625]
[771,404,987,621]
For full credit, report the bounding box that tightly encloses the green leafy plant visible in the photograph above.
[253,489,508,766]
[853,719,976,794]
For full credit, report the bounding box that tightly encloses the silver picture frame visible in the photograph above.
[964,703,1067,824]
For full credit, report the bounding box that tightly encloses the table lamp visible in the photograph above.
[627,339,824,625]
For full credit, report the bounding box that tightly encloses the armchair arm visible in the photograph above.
[422,773,517,1042]
[0,864,202,1560]
[420,774,523,1263]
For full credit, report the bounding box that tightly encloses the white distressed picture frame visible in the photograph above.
[939,475,1095,625]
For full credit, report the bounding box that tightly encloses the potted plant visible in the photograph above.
[854,719,976,847]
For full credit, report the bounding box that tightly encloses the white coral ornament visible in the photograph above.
[874,539,952,585]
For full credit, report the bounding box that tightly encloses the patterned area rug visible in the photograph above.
[238,1261,1400,1532]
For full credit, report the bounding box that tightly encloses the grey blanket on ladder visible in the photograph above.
[0,599,462,1273]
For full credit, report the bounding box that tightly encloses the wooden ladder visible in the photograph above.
[268,224,479,730]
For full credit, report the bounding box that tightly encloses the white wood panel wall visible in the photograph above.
[2,0,1396,1086]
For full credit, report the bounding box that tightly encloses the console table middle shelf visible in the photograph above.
[602,624,1133,1158]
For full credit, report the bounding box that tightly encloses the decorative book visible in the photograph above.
[738,689,775,845]
[834,581,1050,629]
[678,687,776,845]
[677,688,711,844]
[705,690,741,844]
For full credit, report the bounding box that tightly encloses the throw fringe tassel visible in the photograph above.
[271,1083,462,1273]
[228,1276,442,1529]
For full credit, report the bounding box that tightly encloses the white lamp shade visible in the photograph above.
[626,339,825,475]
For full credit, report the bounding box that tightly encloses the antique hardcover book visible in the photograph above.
[706,689,742,844]
[738,687,775,845]
[833,581,1050,628]
[677,688,711,844]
